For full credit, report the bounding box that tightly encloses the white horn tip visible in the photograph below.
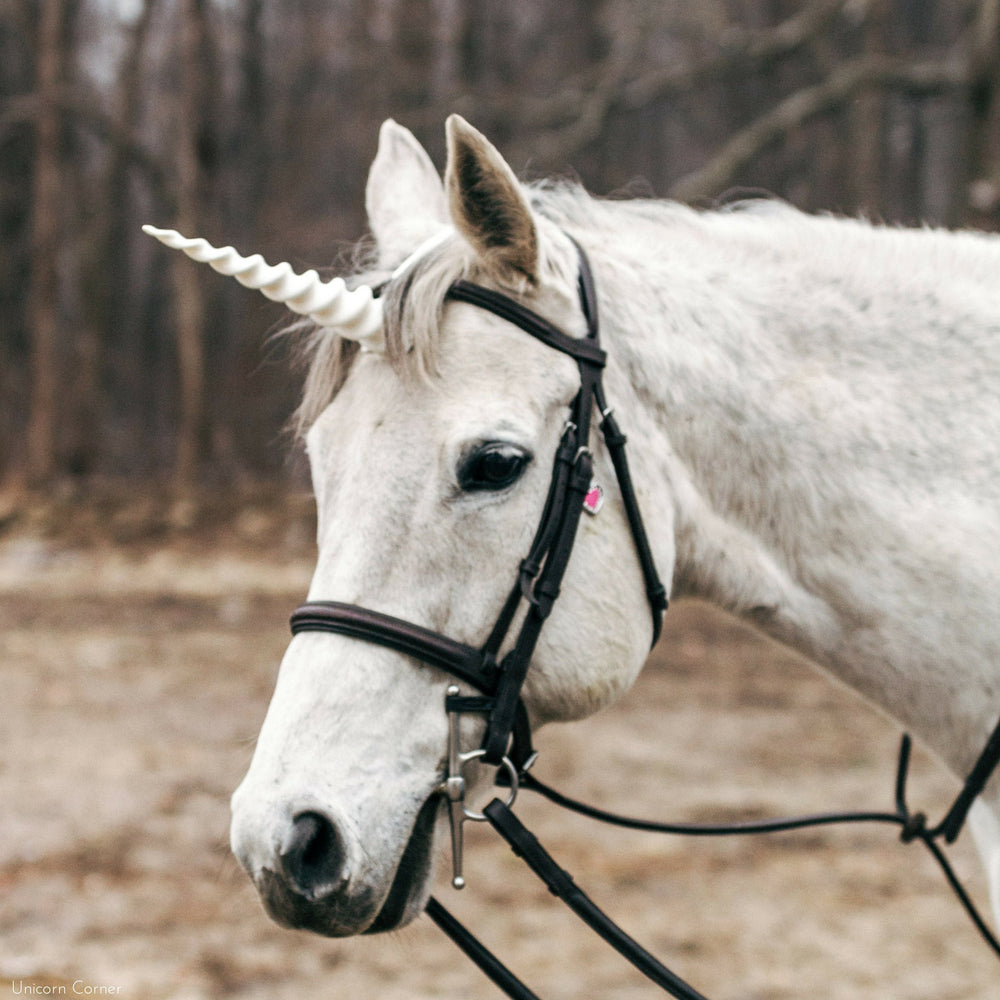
[143,224,188,247]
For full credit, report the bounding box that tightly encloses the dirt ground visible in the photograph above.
[1,495,998,1000]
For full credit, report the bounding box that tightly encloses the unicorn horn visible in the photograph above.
[142,225,384,348]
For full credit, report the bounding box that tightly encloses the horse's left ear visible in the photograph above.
[445,114,538,284]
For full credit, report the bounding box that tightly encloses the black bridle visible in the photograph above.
[291,242,667,775]
[287,244,1000,999]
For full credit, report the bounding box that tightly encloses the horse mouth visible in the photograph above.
[255,794,441,937]
[366,794,442,933]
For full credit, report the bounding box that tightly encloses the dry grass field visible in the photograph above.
[1,496,997,999]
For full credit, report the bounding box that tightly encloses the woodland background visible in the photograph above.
[4,0,1000,513]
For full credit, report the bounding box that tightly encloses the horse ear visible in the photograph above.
[445,114,538,284]
[365,119,447,264]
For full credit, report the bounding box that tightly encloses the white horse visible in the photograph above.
[148,115,1000,942]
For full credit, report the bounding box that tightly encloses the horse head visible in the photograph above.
[205,117,661,936]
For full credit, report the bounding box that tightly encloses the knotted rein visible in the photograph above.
[288,243,1000,999]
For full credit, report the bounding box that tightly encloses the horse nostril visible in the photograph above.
[279,811,347,901]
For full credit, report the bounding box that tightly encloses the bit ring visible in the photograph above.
[457,749,519,821]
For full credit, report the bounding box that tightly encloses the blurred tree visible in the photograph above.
[168,0,212,513]
[0,0,36,477]
[962,0,1000,225]
[3,0,998,493]
[68,0,159,477]
[25,0,66,486]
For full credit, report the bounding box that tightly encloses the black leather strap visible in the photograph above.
[425,897,542,1000]
[481,447,594,765]
[596,398,668,645]
[290,602,499,694]
[484,799,710,1000]
[447,281,607,368]
[934,714,1000,842]
[514,422,579,608]
[291,242,667,772]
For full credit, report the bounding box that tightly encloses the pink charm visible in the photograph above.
[583,482,604,515]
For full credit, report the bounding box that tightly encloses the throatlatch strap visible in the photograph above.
[596,400,668,646]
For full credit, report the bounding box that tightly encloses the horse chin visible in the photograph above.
[365,794,442,934]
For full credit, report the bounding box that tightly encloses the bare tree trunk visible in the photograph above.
[237,0,266,218]
[69,0,159,478]
[850,0,889,217]
[26,0,65,486]
[959,0,1000,226]
[171,0,207,516]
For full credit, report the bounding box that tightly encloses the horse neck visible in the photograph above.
[591,209,854,638]
[572,203,1000,773]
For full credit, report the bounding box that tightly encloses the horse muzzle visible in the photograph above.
[230,788,441,937]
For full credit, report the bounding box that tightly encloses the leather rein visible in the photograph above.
[288,244,1000,998]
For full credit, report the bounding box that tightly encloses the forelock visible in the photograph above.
[380,237,477,374]
[292,180,594,438]
[291,237,476,436]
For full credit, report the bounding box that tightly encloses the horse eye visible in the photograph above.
[458,443,532,492]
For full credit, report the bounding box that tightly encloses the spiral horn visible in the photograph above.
[142,225,384,348]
